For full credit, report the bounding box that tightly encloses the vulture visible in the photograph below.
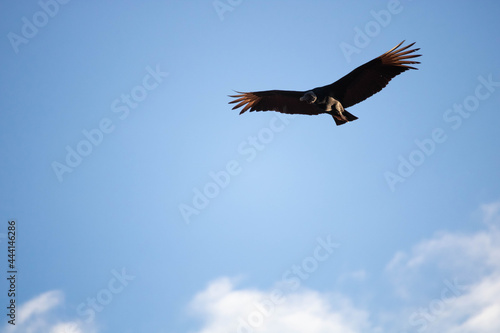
[229,41,421,125]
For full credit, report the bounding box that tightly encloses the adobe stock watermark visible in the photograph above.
[408,278,467,332]
[178,112,295,224]
[237,235,340,333]
[385,73,500,192]
[213,0,243,21]
[76,267,135,323]
[51,64,168,182]
[339,0,404,63]
[7,0,71,54]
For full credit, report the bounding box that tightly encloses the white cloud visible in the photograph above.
[386,200,500,332]
[189,200,500,333]
[386,227,500,300]
[17,290,63,325]
[386,200,500,304]
[189,277,372,333]
[1,290,96,333]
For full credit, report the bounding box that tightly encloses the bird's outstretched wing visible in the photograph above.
[326,41,421,108]
[229,90,321,115]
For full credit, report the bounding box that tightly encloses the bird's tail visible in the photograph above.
[332,110,358,126]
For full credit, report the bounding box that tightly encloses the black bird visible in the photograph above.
[229,41,421,125]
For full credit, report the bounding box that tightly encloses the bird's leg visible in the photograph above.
[325,97,343,113]
[324,97,349,122]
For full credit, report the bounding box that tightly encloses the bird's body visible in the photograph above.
[229,41,421,125]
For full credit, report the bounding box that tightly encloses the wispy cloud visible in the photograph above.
[6,201,500,333]
[385,199,500,332]
[1,290,96,333]
[481,200,500,228]
[17,290,62,325]
[387,202,500,293]
[188,200,500,333]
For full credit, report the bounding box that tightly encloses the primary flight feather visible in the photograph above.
[229,41,421,125]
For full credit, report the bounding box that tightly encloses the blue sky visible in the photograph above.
[1,1,500,332]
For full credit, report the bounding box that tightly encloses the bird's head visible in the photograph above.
[300,91,317,104]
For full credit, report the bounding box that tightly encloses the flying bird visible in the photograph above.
[229,41,421,125]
